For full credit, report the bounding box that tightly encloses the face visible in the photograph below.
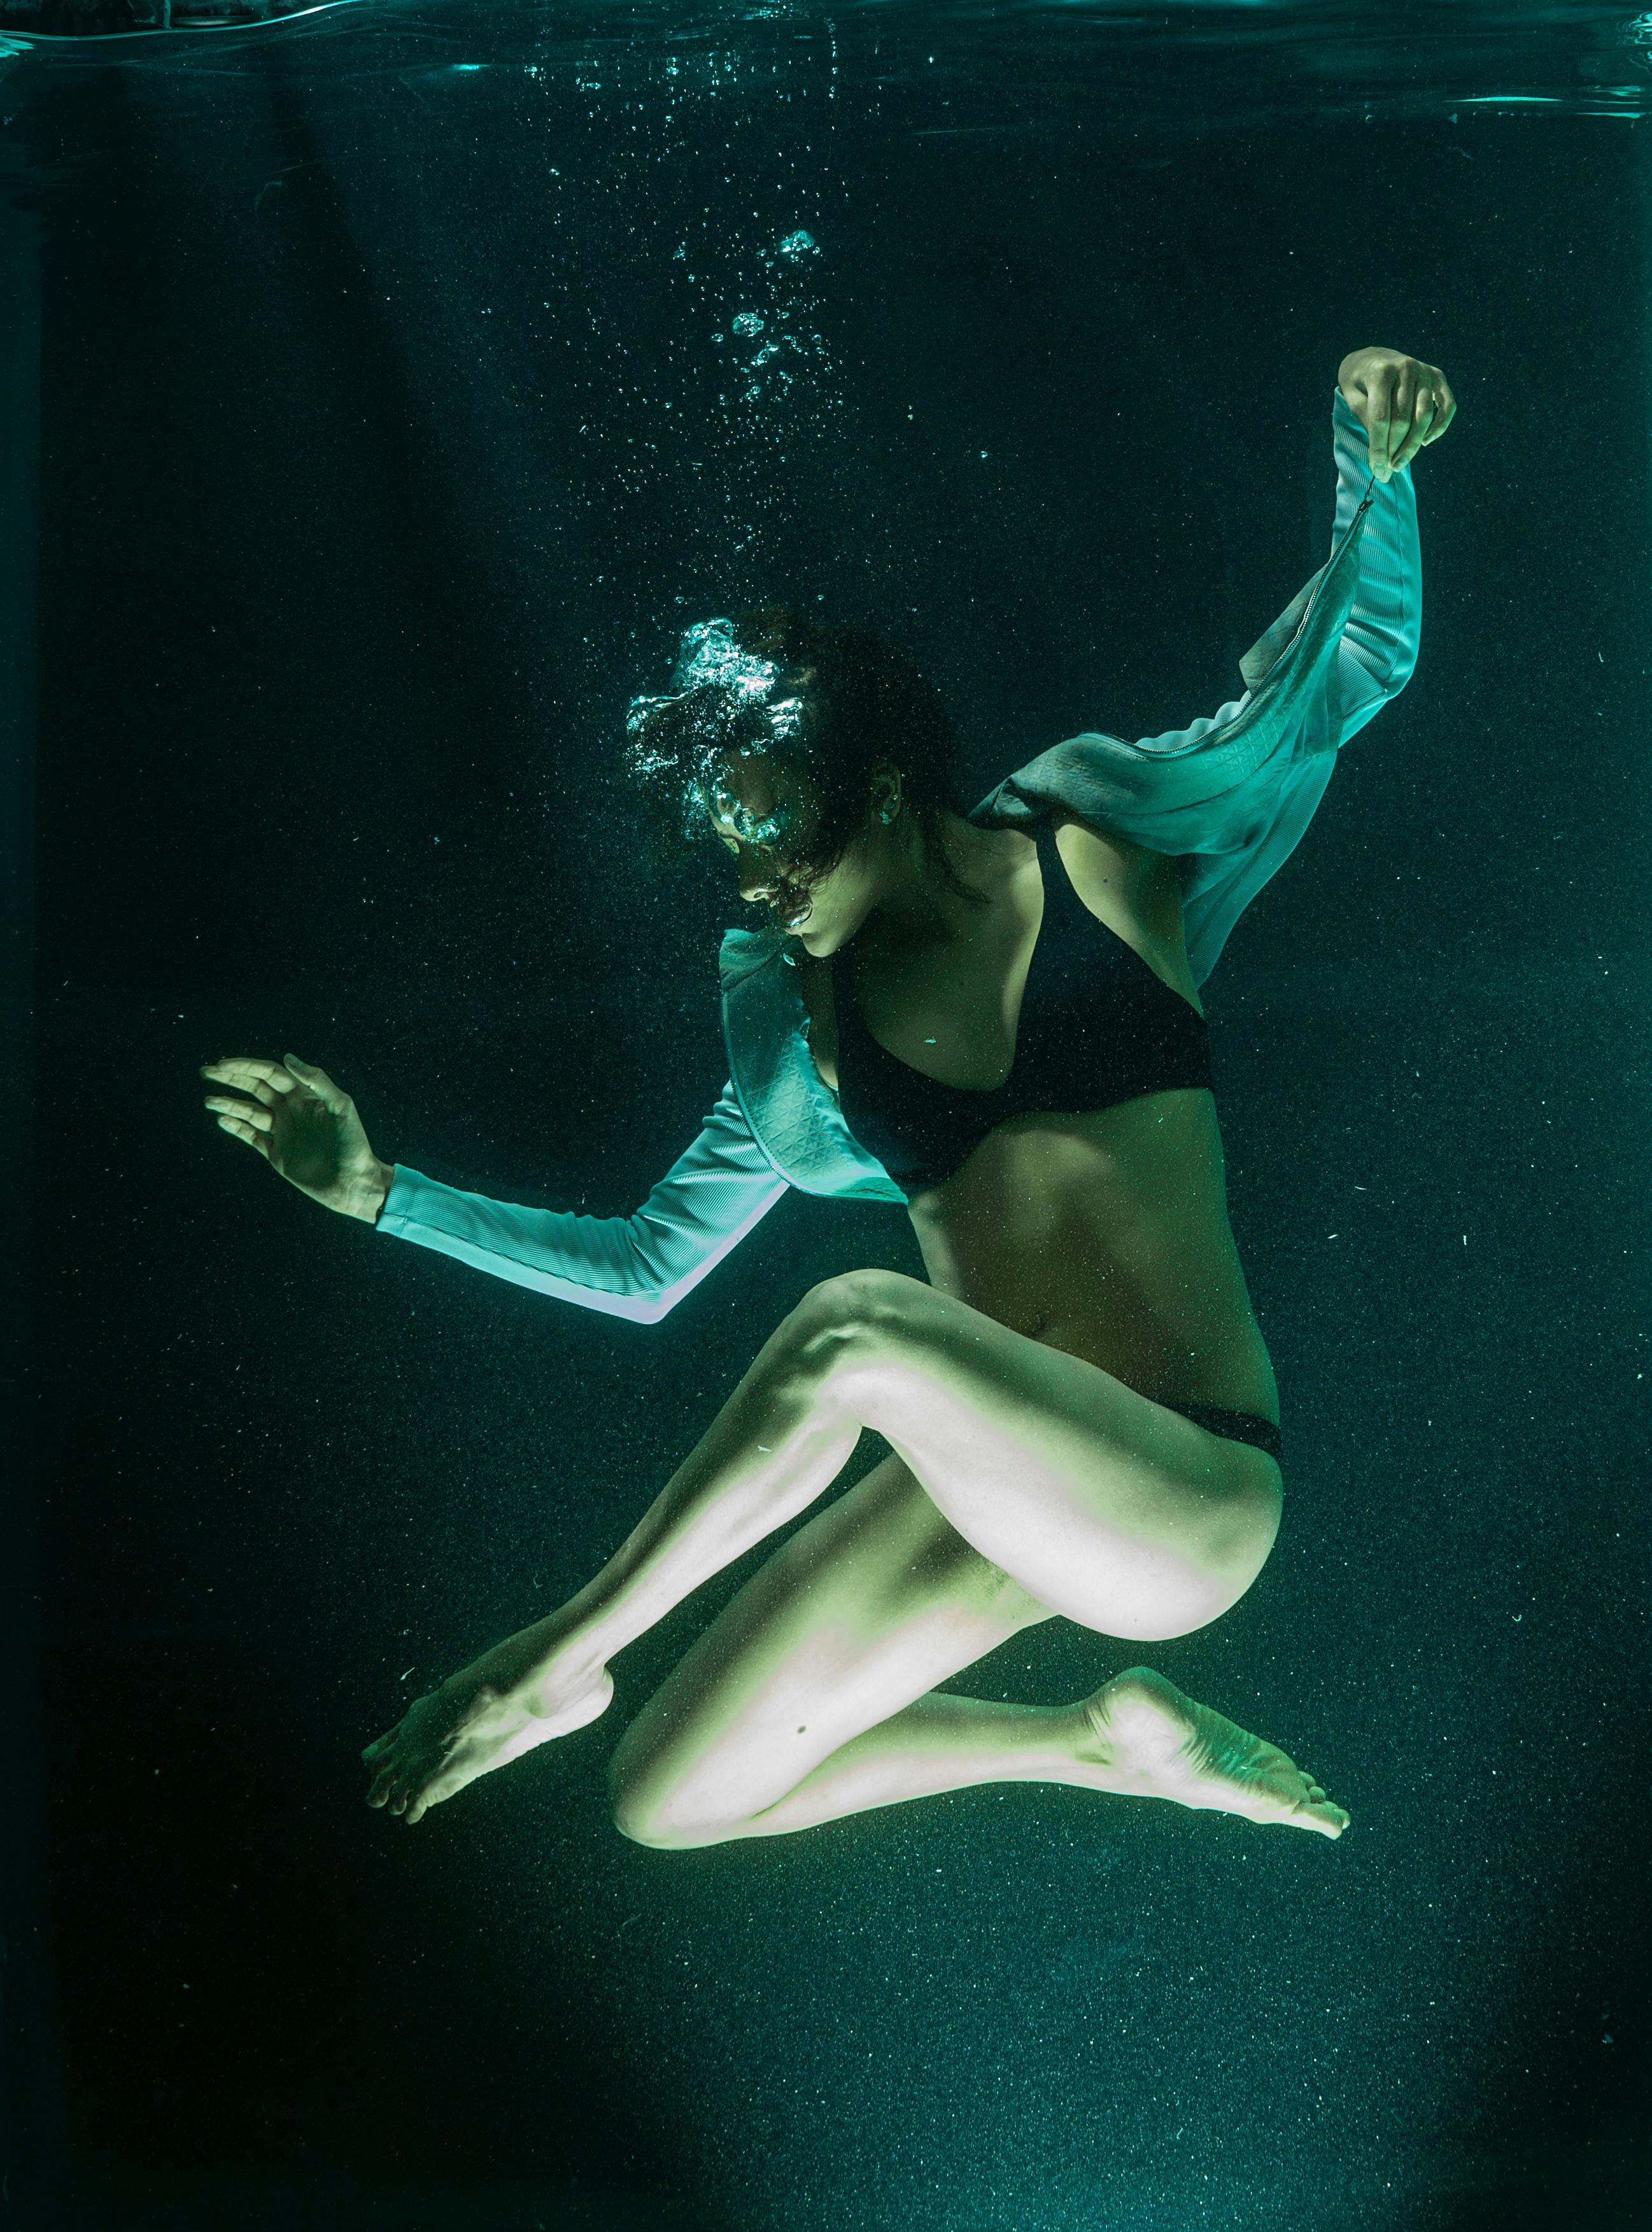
[707,750,889,956]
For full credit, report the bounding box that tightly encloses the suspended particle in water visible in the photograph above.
[777,229,819,259]
[732,311,765,338]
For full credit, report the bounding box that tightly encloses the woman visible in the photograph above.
[204,346,1452,1846]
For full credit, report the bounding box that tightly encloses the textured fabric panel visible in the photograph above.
[719,935,912,1204]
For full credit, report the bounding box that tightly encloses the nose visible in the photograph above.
[736,846,779,905]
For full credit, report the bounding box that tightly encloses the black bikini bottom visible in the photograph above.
[1158,1400,1283,1467]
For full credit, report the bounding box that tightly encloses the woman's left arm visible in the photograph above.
[971,350,1458,979]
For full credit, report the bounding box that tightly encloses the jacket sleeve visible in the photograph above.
[1327,383,1422,740]
[970,385,1422,982]
[1171,385,1422,976]
[374,1082,791,1325]
[1164,385,1422,972]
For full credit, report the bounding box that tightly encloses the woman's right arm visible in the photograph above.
[201,1056,789,1325]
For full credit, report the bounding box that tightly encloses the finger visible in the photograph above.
[204,1094,274,1132]
[1422,383,1457,444]
[283,1053,348,1113]
[1388,385,1437,472]
[215,1114,272,1156]
[1364,370,1400,478]
[200,1057,297,1096]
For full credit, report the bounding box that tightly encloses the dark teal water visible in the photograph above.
[4,7,1650,2228]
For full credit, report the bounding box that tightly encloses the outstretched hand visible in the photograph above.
[201,1053,393,1223]
[1338,346,1457,483]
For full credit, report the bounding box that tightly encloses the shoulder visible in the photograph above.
[1050,812,1182,916]
[1048,815,1199,1003]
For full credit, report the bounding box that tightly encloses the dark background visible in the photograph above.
[4,8,1651,2226]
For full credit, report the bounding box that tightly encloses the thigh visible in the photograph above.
[819,1272,1284,1641]
[607,1451,1056,1845]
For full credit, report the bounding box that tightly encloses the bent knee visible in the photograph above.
[1106,1460,1282,1643]
[608,1769,710,1851]
[611,1790,745,1853]
[607,1736,743,1853]
[611,1795,724,1851]
[789,1268,922,1348]
[784,1268,942,1401]
[1176,1460,1283,1632]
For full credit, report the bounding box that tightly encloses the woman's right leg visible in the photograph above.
[605,1449,1059,1845]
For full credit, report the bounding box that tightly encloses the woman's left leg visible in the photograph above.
[606,1455,1346,1849]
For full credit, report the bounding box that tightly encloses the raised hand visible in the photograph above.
[1337,346,1457,483]
[201,1053,393,1223]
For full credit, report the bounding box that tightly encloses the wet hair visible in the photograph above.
[622,607,987,925]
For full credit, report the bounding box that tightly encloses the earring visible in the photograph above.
[879,800,899,824]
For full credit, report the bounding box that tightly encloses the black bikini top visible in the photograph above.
[831,821,1213,1199]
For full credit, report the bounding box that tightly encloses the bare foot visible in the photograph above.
[1076,1665,1349,1838]
[361,1644,614,1826]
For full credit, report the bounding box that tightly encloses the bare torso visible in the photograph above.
[797,817,1279,1420]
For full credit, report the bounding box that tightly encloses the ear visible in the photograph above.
[868,759,903,821]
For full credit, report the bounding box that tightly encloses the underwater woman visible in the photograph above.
[203,344,1453,1846]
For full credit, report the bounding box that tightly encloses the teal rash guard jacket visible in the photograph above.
[377,388,1420,1325]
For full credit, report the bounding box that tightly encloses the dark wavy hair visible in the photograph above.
[623,607,989,926]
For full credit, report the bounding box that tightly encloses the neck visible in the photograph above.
[857,812,1006,956]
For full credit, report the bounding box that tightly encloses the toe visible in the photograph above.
[1301,1797,1349,1837]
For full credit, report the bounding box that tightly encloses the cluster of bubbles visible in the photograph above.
[625,619,802,846]
[724,230,823,407]
[617,229,833,842]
